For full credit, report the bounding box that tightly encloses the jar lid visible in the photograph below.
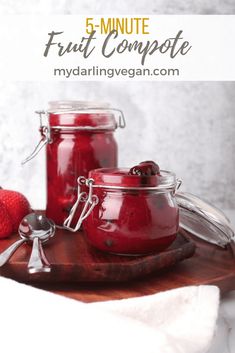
[46,100,125,130]
[48,100,110,112]
[89,168,177,190]
[176,192,234,247]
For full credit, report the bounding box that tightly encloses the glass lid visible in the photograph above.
[176,192,234,248]
[48,100,110,112]
[89,168,176,188]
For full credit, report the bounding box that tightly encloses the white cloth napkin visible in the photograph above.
[0,276,219,353]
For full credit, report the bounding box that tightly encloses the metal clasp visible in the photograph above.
[173,178,182,195]
[22,111,52,165]
[63,177,99,232]
[112,108,126,128]
[36,110,52,143]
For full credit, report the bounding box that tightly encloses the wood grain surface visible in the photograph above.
[0,228,194,282]
[0,226,234,303]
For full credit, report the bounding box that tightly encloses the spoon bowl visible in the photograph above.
[0,213,55,272]
[19,213,55,273]
[19,213,55,243]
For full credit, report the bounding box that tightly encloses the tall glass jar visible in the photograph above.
[24,101,125,226]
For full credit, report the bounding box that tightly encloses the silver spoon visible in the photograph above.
[0,238,26,267]
[19,213,55,274]
[0,213,55,273]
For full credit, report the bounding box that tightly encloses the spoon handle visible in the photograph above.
[38,239,51,267]
[27,237,51,274]
[0,238,26,266]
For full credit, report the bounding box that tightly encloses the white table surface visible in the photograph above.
[207,210,235,353]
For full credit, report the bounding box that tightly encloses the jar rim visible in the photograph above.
[47,100,111,113]
[89,168,177,190]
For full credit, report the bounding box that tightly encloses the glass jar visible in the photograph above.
[64,168,181,255]
[23,101,125,226]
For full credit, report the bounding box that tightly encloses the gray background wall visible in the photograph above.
[0,2,234,210]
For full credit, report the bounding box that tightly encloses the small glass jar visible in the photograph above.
[64,168,181,255]
[23,101,125,226]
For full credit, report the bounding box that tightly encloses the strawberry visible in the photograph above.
[0,200,13,238]
[0,189,31,232]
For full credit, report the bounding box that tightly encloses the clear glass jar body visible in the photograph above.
[82,170,179,255]
[45,106,119,226]
[46,130,117,226]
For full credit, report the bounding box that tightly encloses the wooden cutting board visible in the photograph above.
[0,228,194,282]
[0,226,234,303]
[46,232,235,303]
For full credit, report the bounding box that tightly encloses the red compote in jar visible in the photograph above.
[23,101,125,226]
[64,161,181,255]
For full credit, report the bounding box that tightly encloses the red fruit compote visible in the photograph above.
[45,101,125,226]
[82,161,180,255]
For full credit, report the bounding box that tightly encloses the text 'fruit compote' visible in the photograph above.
[83,161,179,255]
